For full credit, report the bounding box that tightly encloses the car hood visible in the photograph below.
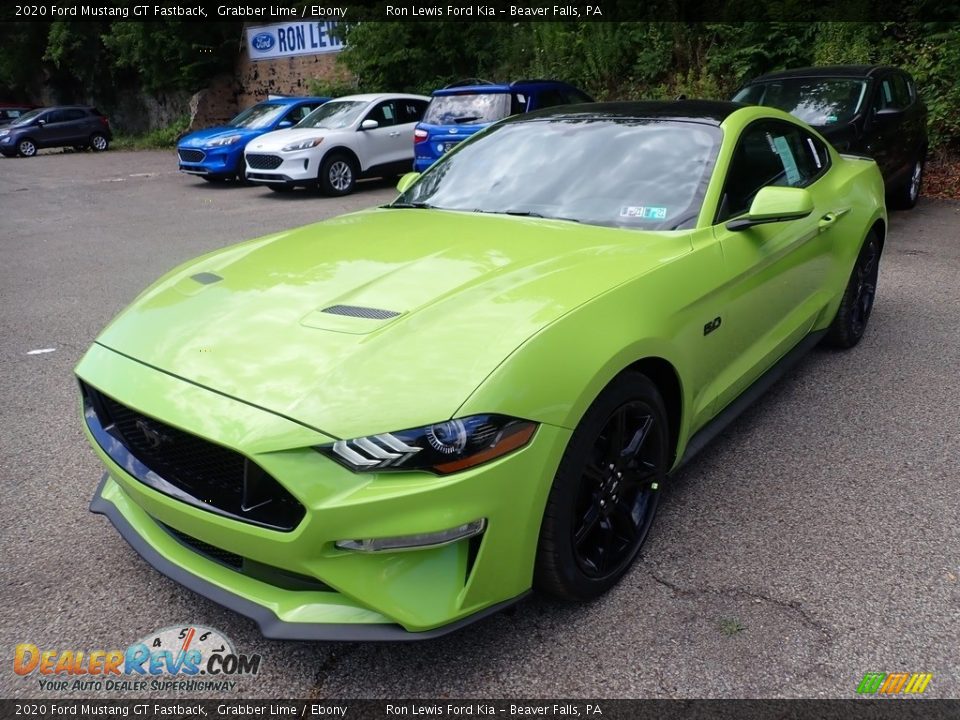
[179,126,260,148]
[247,128,341,151]
[94,209,689,439]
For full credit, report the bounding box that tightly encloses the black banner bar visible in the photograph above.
[1,700,958,720]
[3,0,960,23]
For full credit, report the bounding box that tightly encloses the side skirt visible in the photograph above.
[676,329,826,469]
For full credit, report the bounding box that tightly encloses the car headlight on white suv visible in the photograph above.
[282,138,324,152]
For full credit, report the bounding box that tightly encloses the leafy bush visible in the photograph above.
[335,21,960,149]
[112,115,190,150]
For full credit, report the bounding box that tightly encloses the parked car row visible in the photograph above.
[3,65,928,211]
[175,79,594,196]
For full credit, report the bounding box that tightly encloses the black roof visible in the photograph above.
[520,99,745,125]
[745,65,896,83]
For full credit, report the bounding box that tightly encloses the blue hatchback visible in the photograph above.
[177,96,330,182]
[412,80,593,172]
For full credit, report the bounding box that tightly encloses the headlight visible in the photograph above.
[0,130,10,137]
[282,137,323,152]
[207,135,241,147]
[316,414,538,475]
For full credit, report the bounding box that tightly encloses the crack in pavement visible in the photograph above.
[642,563,833,642]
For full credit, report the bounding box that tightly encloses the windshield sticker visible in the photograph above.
[620,206,668,220]
[772,136,801,185]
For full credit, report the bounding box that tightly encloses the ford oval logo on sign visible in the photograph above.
[251,33,275,52]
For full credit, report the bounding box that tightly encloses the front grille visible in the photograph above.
[246,153,283,170]
[178,148,205,163]
[321,304,401,320]
[161,523,333,592]
[82,382,305,531]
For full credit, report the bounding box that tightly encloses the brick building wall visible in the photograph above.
[189,26,353,130]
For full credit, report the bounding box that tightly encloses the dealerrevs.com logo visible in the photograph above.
[856,672,933,695]
[13,626,261,693]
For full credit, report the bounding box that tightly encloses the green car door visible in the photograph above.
[707,118,845,412]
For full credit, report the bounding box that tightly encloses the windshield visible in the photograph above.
[734,78,868,126]
[395,118,721,231]
[297,100,367,130]
[229,103,287,129]
[10,108,44,127]
[422,93,513,126]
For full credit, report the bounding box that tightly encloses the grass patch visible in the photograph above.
[718,617,745,637]
[113,116,190,151]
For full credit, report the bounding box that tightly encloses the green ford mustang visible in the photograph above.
[77,101,886,640]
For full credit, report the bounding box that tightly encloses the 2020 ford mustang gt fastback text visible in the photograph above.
[78,101,887,639]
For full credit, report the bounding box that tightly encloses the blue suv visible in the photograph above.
[177,96,330,182]
[413,79,593,172]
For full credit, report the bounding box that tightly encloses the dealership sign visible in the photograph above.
[246,22,345,60]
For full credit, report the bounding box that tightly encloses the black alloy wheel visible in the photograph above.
[535,373,667,600]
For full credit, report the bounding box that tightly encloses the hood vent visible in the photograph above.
[191,272,223,285]
[321,304,401,320]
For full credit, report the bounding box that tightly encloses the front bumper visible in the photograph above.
[77,343,569,639]
[245,150,318,185]
[177,146,241,177]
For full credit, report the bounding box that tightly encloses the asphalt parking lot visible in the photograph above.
[1,149,958,700]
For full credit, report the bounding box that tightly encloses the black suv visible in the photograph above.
[733,65,928,209]
[0,106,112,158]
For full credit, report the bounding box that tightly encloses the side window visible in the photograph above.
[511,93,528,115]
[564,89,593,104]
[365,101,397,127]
[45,110,65,123]
[534,89,568,109]
[286,105,315,124]
[876,75,910,111]
[397,100,427,124]
[63,109,86,122]
[718,121,825,222]
[891,73,912,108]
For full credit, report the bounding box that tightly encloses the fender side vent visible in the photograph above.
[321,304,401,320]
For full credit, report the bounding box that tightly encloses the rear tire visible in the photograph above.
[824,231,881,349]
[90,133,109,152]
[534,372,667,601]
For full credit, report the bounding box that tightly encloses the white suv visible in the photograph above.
[244,93,429,196]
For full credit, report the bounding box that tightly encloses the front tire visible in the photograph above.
[824,231,881,349]
[319,153,357,196]
[534,373,667,600]
[17,138,37,157]
[90,133,109,152]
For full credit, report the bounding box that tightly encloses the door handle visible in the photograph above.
[819,208,851,232]
[388,131,400,137]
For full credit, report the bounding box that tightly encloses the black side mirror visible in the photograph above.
[36,119,46,126]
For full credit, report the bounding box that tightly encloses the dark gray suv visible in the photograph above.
[0,106,112,158]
